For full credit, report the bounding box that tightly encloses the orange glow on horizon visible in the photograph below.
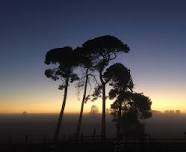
[1,84,186,114]
[1,96,186,114]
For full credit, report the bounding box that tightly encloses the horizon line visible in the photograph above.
[0,110,185,115]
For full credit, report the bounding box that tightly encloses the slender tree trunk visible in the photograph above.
[76,69,89,138]
[101,83,106,140]
[99,71,106,140]
[117,104,122,139]
[118,104,122,118]
[53,77,69,142]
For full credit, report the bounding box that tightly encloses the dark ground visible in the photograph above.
[1,137,186,152]
[1,113,186,151]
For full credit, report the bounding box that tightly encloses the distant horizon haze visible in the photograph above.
[0,108,184,115]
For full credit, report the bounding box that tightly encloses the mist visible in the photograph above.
[0,112,186,144]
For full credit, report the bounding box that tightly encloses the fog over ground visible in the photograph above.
[0,112,186,143]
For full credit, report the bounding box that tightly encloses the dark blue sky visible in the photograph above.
[0,0,186,113]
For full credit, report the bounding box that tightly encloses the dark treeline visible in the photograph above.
[44,35,152,143]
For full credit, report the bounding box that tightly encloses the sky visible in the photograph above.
[0,0,186,113]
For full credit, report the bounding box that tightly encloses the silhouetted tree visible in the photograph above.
[103,63,133,138]
[74,47,96,138]
[110,90,152,139]
[82,35,130,139]
[99,63,152,139]
[45,47,79,142]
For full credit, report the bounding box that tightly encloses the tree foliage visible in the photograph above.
[111,92,152,120]
[82,35,130,72]
[45,47,79,89]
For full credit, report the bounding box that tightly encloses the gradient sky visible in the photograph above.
[0,0,186,113]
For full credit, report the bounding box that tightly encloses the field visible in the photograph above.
[0,113,186,151]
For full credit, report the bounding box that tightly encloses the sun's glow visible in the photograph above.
[0,83,186,114]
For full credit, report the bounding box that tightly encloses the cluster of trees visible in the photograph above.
[44,35,152,142]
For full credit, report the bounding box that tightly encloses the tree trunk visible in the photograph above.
[53,77,69,142]
[101,83,106,140]
[99,70,106,140]
[117,104,122,139]
[76,69,89,138]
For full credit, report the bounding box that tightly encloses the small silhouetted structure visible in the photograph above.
[164,110,181,114]
[90,105,98,114]
[22,111,28,116]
